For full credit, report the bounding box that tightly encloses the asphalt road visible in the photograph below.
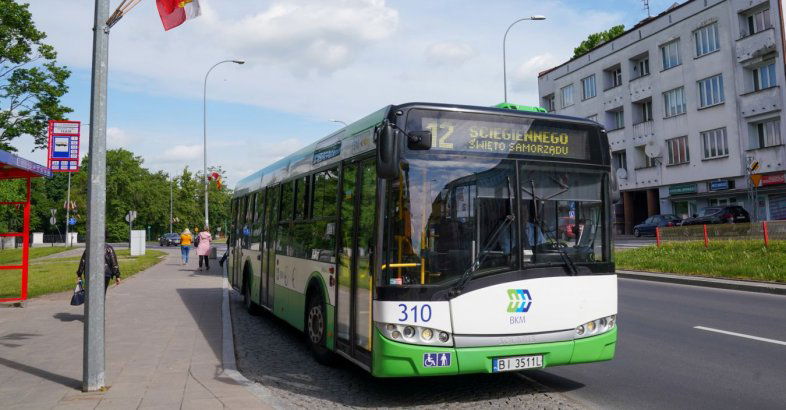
[528,278,786,409]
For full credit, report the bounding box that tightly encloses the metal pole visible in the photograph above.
[203,59,244,229]
[65,172,71,246]
[169,178,173,233]
[502,16,545,103]
[84,0,109,392]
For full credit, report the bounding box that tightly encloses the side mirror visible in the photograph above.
[407,130,432,150]
[375,121,400,179]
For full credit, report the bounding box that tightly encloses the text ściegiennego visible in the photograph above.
[468,127,570,156]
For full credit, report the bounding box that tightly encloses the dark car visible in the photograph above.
[159,232,181,246]
[680,206,750,226]
[633,214,682,237]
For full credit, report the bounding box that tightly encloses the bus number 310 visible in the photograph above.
[398,303,432,323]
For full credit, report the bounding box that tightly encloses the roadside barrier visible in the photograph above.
[655,220,786,248]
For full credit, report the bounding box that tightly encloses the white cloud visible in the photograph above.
[107,127,133,148]
[163,144,202,161]
[511,53,559,92]
[424,41,475,65]
[220,0,399,75]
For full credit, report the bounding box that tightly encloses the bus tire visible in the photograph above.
[306,291,336,365]
[243,275,261,316]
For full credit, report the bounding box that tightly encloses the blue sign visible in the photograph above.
[710,180,729,191]
[68,217,76,226]
[423,352,451,368]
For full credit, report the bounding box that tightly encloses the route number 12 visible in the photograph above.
[398,303,432,323]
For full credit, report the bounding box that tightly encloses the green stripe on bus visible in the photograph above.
[273,285,306,331]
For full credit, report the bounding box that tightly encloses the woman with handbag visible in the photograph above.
[196,226,212,271]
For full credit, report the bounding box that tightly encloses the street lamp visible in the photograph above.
[330,119,347,127]
[502,15,546,103]
[203,59,244,228]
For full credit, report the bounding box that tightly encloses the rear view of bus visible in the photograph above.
[371,103,617,377]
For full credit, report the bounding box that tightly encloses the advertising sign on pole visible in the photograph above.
[47,120,81,172]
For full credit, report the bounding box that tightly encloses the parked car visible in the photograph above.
[159,232,181,246]
[633,214,682,237]
[680,206,750,226]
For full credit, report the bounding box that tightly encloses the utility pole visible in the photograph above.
[84,0,109,392]
[64,173,72,246]
[169,177,173,233]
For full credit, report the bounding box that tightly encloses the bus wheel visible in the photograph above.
[306,293,336,365]
[243,280,260,315]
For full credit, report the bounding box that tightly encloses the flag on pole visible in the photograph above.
[156,0,201,31]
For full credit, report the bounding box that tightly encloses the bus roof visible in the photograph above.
[234,102,604,197]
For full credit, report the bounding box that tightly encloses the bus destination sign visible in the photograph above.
[419,117,591,160]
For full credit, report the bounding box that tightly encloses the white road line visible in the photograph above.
[694,326,786,346]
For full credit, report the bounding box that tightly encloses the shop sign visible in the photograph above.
[709,180,730,191]
[669,183,697,195]
[761,173,786,186]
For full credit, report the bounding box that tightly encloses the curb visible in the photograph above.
[617,270,786,295]
[221,266,284,409]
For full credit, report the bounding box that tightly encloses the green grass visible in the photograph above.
[0,246,71,265]
[615,240,786,283]
[0,249,166,299]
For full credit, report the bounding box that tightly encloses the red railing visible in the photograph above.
[0,178,31,303]
[655,220,786,248]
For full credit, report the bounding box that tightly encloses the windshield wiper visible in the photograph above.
[525,179,579,276]
[449,214,514,297]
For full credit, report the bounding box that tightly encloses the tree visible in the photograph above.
[0,0,72,151]
[572,25,625,59]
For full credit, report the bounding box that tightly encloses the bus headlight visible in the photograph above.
[376,322,452,347]
[575,315,616,339]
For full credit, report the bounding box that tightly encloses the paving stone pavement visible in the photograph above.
[0,248,270,409]
[230,292,581,409]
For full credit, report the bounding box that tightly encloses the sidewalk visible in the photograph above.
[0,248,271,409]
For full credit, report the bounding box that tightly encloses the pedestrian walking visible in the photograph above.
[76,244,121,294]
[180,228,193,265]
[196,226,212,271]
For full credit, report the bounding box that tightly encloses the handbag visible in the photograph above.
[194,234,201,247]
[70,279,85,306]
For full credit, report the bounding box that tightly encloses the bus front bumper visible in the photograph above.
[371,327,617,377]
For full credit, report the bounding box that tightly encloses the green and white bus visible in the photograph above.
[228,102,617,377]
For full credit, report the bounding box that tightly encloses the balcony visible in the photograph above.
[736,28,777,63]
[632,121,654,144]
[739,86,781,117]
[606,128,626,150]
[633,165,660,187]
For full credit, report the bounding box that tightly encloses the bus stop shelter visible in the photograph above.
[0,149,52,303]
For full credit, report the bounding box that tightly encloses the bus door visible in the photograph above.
[335,158,376,365]
[261,185,280,309]
[232,196,247,289]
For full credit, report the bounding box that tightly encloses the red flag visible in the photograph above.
[156,0,201,31]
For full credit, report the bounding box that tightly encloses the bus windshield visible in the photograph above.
[383,155,608,287]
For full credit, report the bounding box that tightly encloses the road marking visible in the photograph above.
[694,326,786,346]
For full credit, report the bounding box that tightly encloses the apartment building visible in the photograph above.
[538,0,786,234]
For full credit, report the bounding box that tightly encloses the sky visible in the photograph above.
[13,0,683,187]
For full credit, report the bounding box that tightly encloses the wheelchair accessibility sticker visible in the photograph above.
[423,352,451,368]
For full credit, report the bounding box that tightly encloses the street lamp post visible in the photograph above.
[330,119,348,127]
[203,59,244,229]
[502,15,546,103]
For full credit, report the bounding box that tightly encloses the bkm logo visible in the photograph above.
[507,289,532,313]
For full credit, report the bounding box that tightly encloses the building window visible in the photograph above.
[608,109,624,130]
[605,66,622,89]
[698,74,724,108]
[745,8,771,37]
[560,84,574,108]
[634,57,650,78]
[701,127,728,159]
[635,145,656,168]
[694,23,719,57]
[581,75,596,100]
[543,94,555,112]
[587,114,598,122]
[612,150,627,171]
[749,118,781,149]
[661,39,681,70]
[641,100,653,122]
[753,61,777,91]
[663,87,686,117]
[667,136,690,165]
